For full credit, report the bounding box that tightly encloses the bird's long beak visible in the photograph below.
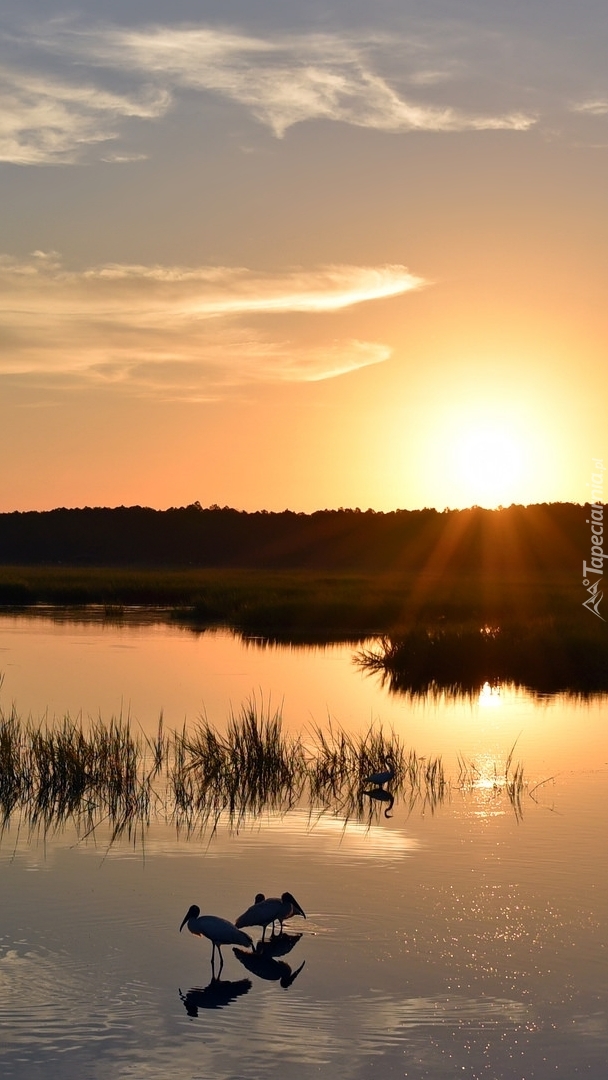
[284,891,306,918]
[179,915,188,932]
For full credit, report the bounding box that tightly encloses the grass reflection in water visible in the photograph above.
[0,696,527,842]
[355,619,608,697]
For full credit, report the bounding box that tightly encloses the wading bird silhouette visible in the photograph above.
[362,755,396,788]
[236,892,306,940]
[180,904,253,973]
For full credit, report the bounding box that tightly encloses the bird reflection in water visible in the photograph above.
[179,977,252,1016]
[234,932,306,989]
[362,786,395,818]
[256,931,302,958]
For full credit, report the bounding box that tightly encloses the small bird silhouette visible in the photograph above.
[180,904,253,973]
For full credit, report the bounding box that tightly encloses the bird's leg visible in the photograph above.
[216,945,224,976]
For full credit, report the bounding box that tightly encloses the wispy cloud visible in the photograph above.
[80,24,534,138]
[570,98,608,116]
[0,254,422,398]
[0,20,536,164]
[0,66,168,165]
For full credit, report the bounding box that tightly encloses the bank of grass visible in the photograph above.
[356,617,608,696]
[0,564,594,633]
[0,698,526,838]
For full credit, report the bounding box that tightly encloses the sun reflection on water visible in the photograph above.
[478,681,502,709]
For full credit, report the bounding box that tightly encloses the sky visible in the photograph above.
[1,0,607,512]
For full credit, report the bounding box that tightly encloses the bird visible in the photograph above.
[235,892,306,941]
[180,904,253,973]
[362,755,396,788]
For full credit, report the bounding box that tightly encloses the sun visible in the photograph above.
[453,422,523,507]
[398,375,557,511]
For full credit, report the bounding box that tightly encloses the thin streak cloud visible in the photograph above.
[0,257,423,318]
[0,256,422,397]
[570,99,608,116]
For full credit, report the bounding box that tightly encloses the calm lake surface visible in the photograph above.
[1,611,607,1080]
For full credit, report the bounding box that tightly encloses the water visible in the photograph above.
[1,610,605,775]
[1,612,607,1079]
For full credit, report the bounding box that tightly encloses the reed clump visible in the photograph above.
[0,710,153,838]
[0,709,25,819]
[172,700,306,831]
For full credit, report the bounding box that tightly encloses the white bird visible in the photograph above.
[235,892,306,940]
[180,904,253,972]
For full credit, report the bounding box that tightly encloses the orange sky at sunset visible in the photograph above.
[1,3,606,512]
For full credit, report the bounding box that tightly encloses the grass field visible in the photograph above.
[0,564,595,634]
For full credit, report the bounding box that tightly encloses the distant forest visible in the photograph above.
[0,503,593,574]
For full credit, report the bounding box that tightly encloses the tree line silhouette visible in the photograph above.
[0,502,590,574]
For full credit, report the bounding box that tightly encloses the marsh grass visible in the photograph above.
[356,618,608,697]
[0,709,155,841]
[171,700,306,833]
[0,564,592,634]
[306,722,447,819]
[0,697,530,841]
[0,566,399,628]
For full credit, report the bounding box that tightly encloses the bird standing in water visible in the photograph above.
[362,755,396,788]
[236,892,306,940]
[180,904,253,973]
